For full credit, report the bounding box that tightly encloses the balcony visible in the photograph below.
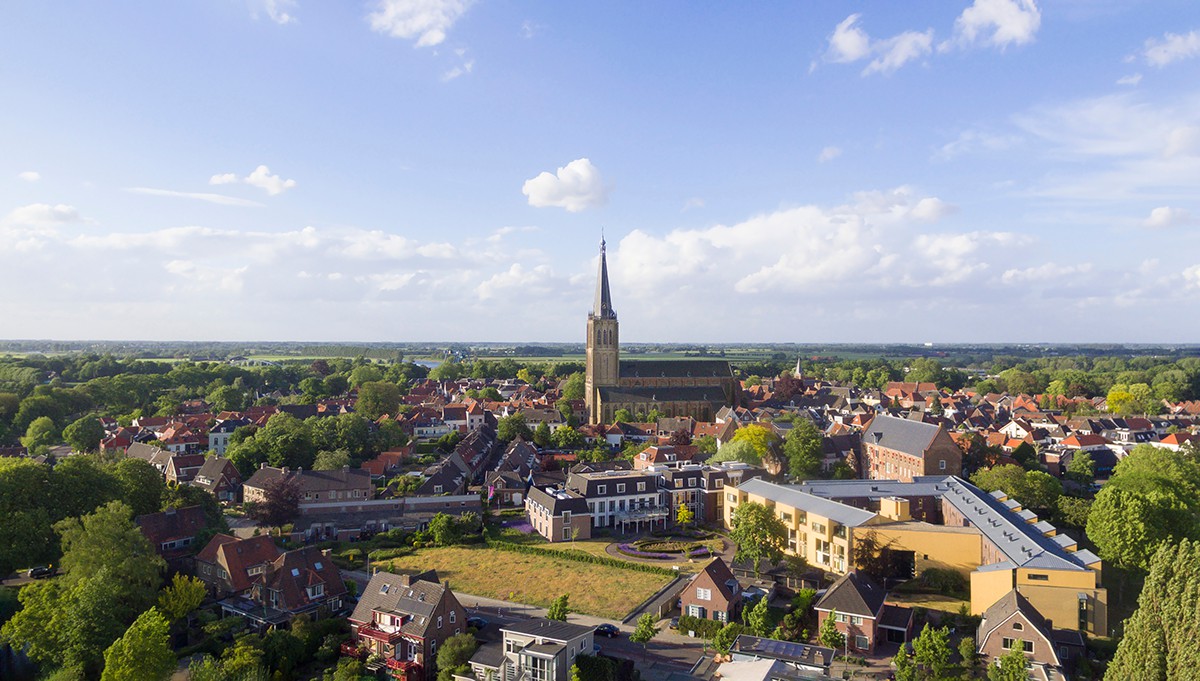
[339,641,367,659]
[358,623,404,644]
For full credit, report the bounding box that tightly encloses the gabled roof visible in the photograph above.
[862,415,942,457]
[197,533,283,592]
[693,557,741,604]
[735,478,877,527]
[136,505,208,552]
[815,571,886,619]
[350,571,455,638]
[256,546,346,611]
[978,590,1061,665]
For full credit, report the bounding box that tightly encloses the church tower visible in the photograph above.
[585,239,619,424]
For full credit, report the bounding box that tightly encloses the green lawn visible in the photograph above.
[887,592,970,615]
[380,545,672,620]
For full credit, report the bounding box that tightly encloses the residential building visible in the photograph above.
[525,485,592,543]
[243,465,374,508]
[135,505,208,567]
[347,570,467,681]
[813,571,911,654]
[679,558,742,624]
[730,635,834,676]
[467,619,595,681]
[194,534,282,598]
[189,455,243,502]
[208,417,251,455]
[861,415,962,481]
[566,465,667,533]
[977,590,1084,681]
[221,546,348,630]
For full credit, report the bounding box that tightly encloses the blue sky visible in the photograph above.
[2,1,1198,343]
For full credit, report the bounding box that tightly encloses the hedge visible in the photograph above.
[485,540,676,577]
[677,614,723,639]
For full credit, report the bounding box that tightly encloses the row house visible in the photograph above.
[243,465,374,508]
[347,571,467,681]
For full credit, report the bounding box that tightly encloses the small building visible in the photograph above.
[467,619,595,681]
[189,456,243,502]
[730,635,834,676]
[194,534,282,598]
[813,571,890,654]
[135,505,208,569]
[525,485,592,543]
[347,570,467,681]
[977,590,1084,681]
[679,558,742,624]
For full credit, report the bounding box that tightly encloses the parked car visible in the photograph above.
[668,617,679,630]
[595,623,619,638]
[467,616,489,630]
[28,566,54,579]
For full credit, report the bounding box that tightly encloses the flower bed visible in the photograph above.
[615,536,722,560]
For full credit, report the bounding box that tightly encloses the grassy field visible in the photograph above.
[380,545,672,619]
[887,592,970,615]
[525,538,712,574]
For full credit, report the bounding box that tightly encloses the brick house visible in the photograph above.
[189,456,243,502]
[135,505,209,569]
[194,534,282,598]
[525,485,592,543]
[347,570,467,681]
[680,558,743,624]
[977,590,1084,681]
[221,546,348,630]
[813,571,889,654]
[243,465,374,508]
[861,415,962,481]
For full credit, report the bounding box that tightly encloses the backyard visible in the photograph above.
[379,545,673,620]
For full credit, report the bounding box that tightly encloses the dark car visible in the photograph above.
[595,623,619,638]
[28,566,54,579]
[466,616,489,630]
[668,617,679,630]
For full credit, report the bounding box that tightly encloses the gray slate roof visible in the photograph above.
[814,572,887,618]
[862,415,940,457]
[502,618,594,642]
[735,478,878,527]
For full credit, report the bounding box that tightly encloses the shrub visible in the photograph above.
[677,615,722,639]
[486,540,676,576]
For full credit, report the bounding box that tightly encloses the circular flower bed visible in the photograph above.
[615,536,724,560]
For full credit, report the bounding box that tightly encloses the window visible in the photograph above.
[688,478,696,487]
[851,616,863,626]
[562,527,571,540]
[617,483,626,494]
[1012,622,1023,631]
[437,616,443,628]
[1002,638,1015,650]
[854,635,869,650]
[1027,573,1049,581]
[835,613,847,623]
[696,588,712,601]
[598,485,607,495]
[727,493,737,503]
[637,481,646,491]
[450,611,456,623]
[1023,641,1034,653]
[939,460,947,470]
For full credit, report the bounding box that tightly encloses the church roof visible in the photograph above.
[593,239,616,319]
[598,385,729,403]
[618,360,734,379]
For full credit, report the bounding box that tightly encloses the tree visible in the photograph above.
[111,457,166,517]
[912,624,952,679]
[783,420,822,479]
[612,409,633,424]
[819,610,845,649]
[547,594,570,621]
[100,607,175,681]
[709,438,760,465]
[1106,538,1200,679]
[63,416,105,453]
[694,435,717,458]
[729,502,788,572]
[713,622,745,654]
[629,613,659,653]
[552,425,584,450]
[313,448,352,471]
[1066,450,1095,485]
[560,373,586,401]
[676,505,694,527]
[356,381,402,419]
[971,464,1061,513]
[497,413,532,442]
[221,636,265,678]
[988,645,1030,681]
[746,596,771,637]
[1054,496,1092,529]
[533,421,552,448]
[248,475,301,529]
[428,512,463,546]
[730,424,781,463]
[957,636,978,675]
[56,500,164,596]
[21,415,57,453]
[207,385,249,412]
[436,632,478,681]
[157,573,207,622]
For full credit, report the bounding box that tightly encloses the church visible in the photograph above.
[585,240,740,425]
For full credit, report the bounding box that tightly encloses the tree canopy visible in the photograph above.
[730,501,788,573]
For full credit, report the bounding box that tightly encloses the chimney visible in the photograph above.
[260,462,266,469]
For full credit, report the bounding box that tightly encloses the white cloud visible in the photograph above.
[681,197,705,212]
[911,197,956,222]
[3,203,80,225]
[1001,262,1093,284]
[164,259,248,293]
[1185,264,1200,289]
[817,146,842,163]
[1143,206,1193,229]
[1116,73,1142,87]
[367,0,474,47]
[1142,30,1200,67]
[476,263,556,300]
[441,58,474,81]
[209,173,238,185]
[520,19,543,39]
[822,15,932,76]
[249,0,297,25]
[522,158,607,212]
[825,14,872,63]
[936,129,1020,160]
[244,165,296,195]
[17,171,40,182]
[941,0,1041,51]
[125,187,265,207]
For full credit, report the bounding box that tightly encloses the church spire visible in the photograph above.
[593,238,616,319]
